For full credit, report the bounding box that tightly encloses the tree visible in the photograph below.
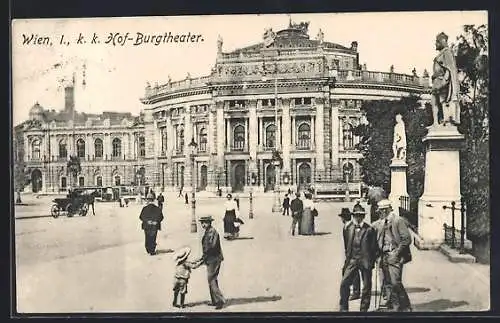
[453,24,489,262]
[67,155,81,188]
[354,95,431,199]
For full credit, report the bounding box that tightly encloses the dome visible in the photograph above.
[29,102,44,115]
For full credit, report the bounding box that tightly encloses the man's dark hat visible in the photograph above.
[338,208,352,219]
[199,215,214,223]
[352,203,366,215]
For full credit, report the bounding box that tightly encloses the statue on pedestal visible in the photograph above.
[217,35,223,53]
[431,32,460,126]
[392,114,407,162]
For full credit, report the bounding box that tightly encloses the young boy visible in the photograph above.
[172,247,201,308]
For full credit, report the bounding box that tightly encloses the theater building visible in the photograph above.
[17,21,431,195]
[139,22,431,195]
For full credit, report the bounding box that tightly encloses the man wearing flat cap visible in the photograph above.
[339,202,377,312]
[196,216,225,310]
[375,199,412,312]
[139,197,164,255]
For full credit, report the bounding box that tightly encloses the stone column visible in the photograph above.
[183,106,193,192]
[244,118,249,151]
[226,118,231,152]
[315,98,325,171]
[249,100,257,160]
[388,158,409,216]
[282,99,291,172]
[415,126,465,250]
[331,103,340,166]
[311,117,315,149]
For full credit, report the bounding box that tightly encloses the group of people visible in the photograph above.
[284,191,318,235]
[339,199,412,312]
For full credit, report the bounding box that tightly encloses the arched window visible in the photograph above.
[96,175,102,187]
[78,176,85,187]
[198,128,207,152]
[265,124,276,148]
[59,139,67,158]
[138,136,146,157]
[76,139,86,158]
[343,122,354,150]
[342,162,354,182]
[94,138,103,158]
[297,123,311,150]
[233,125,245,150]
[112,138,121,157]
[177,127,184,153]
[31,139,41,160]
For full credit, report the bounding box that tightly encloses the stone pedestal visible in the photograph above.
[388,158,408,216]
[415,126,464,250]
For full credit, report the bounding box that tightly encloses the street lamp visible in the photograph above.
[188,138,198,233]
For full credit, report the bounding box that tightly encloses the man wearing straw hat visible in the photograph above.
[196,216,226,310]
[375,199,412,312]
[339,202,377,312]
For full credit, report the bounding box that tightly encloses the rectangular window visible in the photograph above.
[61,177,67,189]
[79,177,85,187]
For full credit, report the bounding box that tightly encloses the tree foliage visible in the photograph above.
[454,24,489,239]
[67,155,82,187]
[354,95,432,198]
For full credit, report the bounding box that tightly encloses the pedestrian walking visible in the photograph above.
[299,192,317,235]
[139,197,164,255]
[234,195,240,210]
[196,216,225,310]
[339,203,377,312]
[89,190,97,215]
[172,247,202,308]
[282,194,290,216]
[290,192,303,235]
[338,207,361,300]
[223,194,241,240]
[178,186,184,198]
[375,199,412,312]
[185,192,189,205]
[157,192,165,210]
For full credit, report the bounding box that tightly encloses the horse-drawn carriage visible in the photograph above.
[50,189,95,218]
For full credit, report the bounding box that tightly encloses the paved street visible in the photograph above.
[14,193,490,313]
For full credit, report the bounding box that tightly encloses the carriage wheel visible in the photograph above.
[80,204,89,216]
[51,204,60,218]
[66,203,74,217]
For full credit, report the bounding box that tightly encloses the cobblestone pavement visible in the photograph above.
[14,193,490,313]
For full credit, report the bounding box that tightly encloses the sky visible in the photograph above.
[11,11,487,125]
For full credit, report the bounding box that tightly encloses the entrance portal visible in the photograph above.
[200,165,208,191]
[232,162,245,192]
[265,164,276,192]
[31,169,42,193]
[298,163,312,192]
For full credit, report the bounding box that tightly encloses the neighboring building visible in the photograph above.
[139,21,431,195]
[18,21,431,195]
[18,79,147,193]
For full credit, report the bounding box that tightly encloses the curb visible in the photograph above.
[439,244,476,263]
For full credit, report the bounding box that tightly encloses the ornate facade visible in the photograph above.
[139,22,431,194]
[18,22,431,194]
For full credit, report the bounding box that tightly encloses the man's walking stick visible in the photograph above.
[373,260,378,311]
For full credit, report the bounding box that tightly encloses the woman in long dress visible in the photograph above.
[299,192,317,235]
[223,194,240,239]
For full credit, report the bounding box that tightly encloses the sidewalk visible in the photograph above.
[15,198,490,313]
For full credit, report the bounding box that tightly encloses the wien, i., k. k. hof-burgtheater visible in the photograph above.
[16,22,431,197]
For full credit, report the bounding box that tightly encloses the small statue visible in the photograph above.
[431,32,460,126]
[317,29,324,43]
[217,35,223,53]
[412,68,417,77]
[390,65,395,73]
[167,75,172,85]
[392,114,407,161]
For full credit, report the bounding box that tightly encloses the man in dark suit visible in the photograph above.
[289,192,303,235]
[282,194,290,216]
[339,204,377,312]
[139,197,164,255]
[157,192,165,210]
[375,199,412,312]
[339,206,361,301]
[197,215,225,310]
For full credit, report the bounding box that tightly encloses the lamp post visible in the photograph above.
[344,166,352,202]
[188,138,198,233]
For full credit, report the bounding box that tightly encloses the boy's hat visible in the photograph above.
[377,199,393,210]
[174,247,191,264]
[352,203,366,215]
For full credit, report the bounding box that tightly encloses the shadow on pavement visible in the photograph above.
[371,287,431,296]
[230,237,254,240]
[15,215,52,220]
[185,295,282,308]
[156,249,175,254]
[313,232,332,236]
[413,299,469,311]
